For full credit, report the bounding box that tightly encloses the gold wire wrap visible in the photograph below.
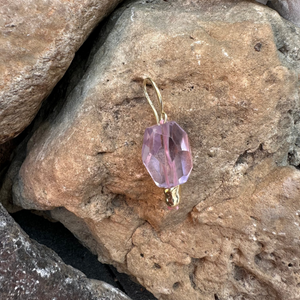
[164,185,181,207]
[143,78,180,207]
[143,78,167,124]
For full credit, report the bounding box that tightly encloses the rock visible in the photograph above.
[12,208,157,300]
[133,165,300,300]
[255,0,300,27]
[0,203,131,300]
[255,0,268,4]
[268,1,300,27]
[0,135,28,213]
[4,0,300,299]
[196,166,300,300]
[0,0,124,144]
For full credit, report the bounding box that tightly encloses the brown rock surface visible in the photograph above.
[4,0,300,299]
[0,0,123,144]
[0,203,132,300]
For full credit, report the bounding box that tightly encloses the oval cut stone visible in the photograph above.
[142,121,193,188]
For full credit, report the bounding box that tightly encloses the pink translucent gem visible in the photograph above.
[142,121,193,188]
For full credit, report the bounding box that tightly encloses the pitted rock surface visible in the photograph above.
[2,1,300,299]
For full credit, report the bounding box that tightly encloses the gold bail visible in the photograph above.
[143,78,167,124]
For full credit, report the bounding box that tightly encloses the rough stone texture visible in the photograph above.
[129,166,300,300]
[0,0,123,144]
[0,203,132,300]
[3,0,300,299]
[268,0,300,27]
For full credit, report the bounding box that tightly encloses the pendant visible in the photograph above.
[141,78,193,208]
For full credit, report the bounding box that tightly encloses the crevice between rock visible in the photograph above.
[11,209,157,300]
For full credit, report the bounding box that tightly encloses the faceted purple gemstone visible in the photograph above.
[142,121,193,188]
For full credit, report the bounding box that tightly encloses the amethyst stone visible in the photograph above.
[142,121,193,188]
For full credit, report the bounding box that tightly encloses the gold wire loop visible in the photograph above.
[143,78,167,124]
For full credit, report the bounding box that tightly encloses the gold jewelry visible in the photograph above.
[141,78,193,209]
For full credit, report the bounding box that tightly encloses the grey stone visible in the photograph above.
[255,0,300,27]
[268,0,300,26]
[0,203,132,300]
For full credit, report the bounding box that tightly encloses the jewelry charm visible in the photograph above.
[141,78,193,208]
